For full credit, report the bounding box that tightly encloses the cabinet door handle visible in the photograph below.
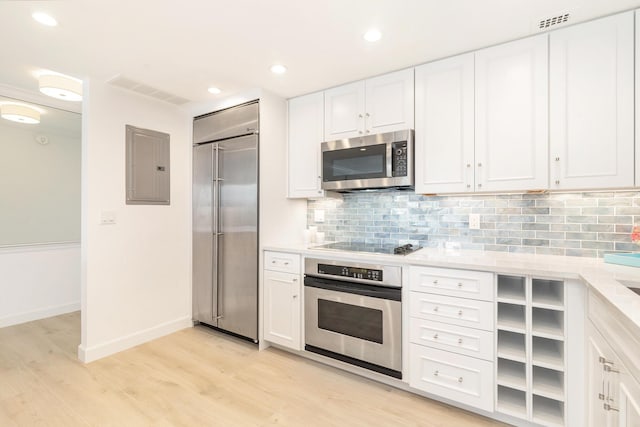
[433,306,439,312]
[292,278,298,282]
[604,403,619,412]
[599,357,620,373]
[284,262,289,265]
[458,338,463,344]
[433,333,439,340]
[433,279,439,285]
[433,370,463,383]
[458,310,463,316]
[457,282,463,288]
[293,294,298,299]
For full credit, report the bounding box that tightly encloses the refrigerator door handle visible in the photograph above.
[214,144,224,321]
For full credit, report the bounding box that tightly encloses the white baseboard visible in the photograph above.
[0,302,80,328]
[78,316,193,363]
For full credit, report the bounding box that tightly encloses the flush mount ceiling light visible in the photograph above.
[39,74,83,101]
[270,64,287,74]
[32,12,58,27]
[208,87,222,94]
[0,104,41,124]
[363,29,382,42]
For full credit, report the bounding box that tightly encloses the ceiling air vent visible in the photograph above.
[535,12,571,31]
[107,74,190,105]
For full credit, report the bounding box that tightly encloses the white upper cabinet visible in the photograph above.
[551,12,634,190]
[475,34,549,192]
[415,53,474,194]
[635,11,640,187]
[288,92,324,198]
[324,68,414,140]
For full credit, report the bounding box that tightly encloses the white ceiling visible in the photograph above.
[1,0,640,106]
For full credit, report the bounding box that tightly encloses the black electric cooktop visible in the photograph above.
[315,242,422,256]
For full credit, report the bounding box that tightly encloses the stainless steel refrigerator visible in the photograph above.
[192,101,259,342]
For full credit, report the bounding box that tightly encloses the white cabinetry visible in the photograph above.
[495,275,585,427]
[475,34,549,192]
[408,266,495,412]
[415,35,547,194]
[415,53,474,194]
[550,11,634,190]
[263,252,301,350]
[288,92,324,198]
[587,290,640,427]
[324,68,414,140]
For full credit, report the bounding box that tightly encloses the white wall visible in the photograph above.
[79,80,192,362]
[0,243,80,327]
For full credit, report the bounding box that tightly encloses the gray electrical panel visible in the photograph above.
[125,125,170,205]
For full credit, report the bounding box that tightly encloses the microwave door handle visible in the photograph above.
[386,142,393,177]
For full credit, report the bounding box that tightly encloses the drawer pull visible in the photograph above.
[433,280,438,285]
[458,338,463,344]
[271,260,276,264]
[433,334,439,340]
[457,282,463,288]
[433,370,464,383]
[599,357,620,373]
[433,307,439,312]
[458,310,463,316]
[598,393,605,401]
[284,262,289,265]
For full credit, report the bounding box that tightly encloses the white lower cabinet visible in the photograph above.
[409,344,494,412]
[587,291,640,427]
[263,252,301,350]
[408,266,495,412]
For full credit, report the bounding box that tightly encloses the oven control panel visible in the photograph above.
[318,263,383,282]
[392,141,408,177]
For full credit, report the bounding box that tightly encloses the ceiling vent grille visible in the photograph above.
[107,75,190,105]
[536,12,570,31]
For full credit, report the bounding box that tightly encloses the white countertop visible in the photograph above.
[264,243,640,331]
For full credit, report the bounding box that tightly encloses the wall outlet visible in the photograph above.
[469,214,480,230]
[314,209,325,223]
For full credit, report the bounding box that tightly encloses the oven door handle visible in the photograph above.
[304,275,401,301]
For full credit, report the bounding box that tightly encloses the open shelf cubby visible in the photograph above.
[532,394,565,427]
[498,358,527,391]
[497,275,526,303]
[532,307,564,339]
[497,385,527,419]
[497,330,526,363]
[532,278,564,309]
[532,366,564,401]
[497,302,526,332]
[532,336,564,371]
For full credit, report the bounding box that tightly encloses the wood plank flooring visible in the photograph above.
[0,312,507,426]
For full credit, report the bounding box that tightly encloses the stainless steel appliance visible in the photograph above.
[321,129,414,192]
[192,101,259,342]
[315,242,422,255]
[304,258,402,378]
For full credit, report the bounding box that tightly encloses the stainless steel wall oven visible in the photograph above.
[304,258,402,379]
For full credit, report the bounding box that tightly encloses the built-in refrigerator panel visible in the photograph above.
[192,143,214,324]
[193,101,259,144]
[217,135,258,340]
[192,100,259,342]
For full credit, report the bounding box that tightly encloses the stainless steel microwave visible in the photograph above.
[321,129,414,192]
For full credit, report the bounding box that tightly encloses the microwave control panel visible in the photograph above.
[392,141,408,177]
[317,264,383,282]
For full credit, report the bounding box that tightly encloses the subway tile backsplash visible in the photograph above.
[307,191,640,258]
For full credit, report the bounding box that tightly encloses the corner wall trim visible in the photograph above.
[0,302,80,328]
[78,316,193,363]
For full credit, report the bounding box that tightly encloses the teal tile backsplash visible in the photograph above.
[307,191,640,258]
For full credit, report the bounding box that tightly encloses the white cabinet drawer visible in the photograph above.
[410,319,494,361]
[410,266,494,301]
[264,251,300,274]
[409,344,494,412]
[410,292,494,331]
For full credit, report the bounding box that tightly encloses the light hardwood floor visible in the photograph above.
[0,312,507,426]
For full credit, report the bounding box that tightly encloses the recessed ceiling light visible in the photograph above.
[32,12,58,27]
[208,87,221,94]
[270,64,287,74]
[363,29,382,42]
